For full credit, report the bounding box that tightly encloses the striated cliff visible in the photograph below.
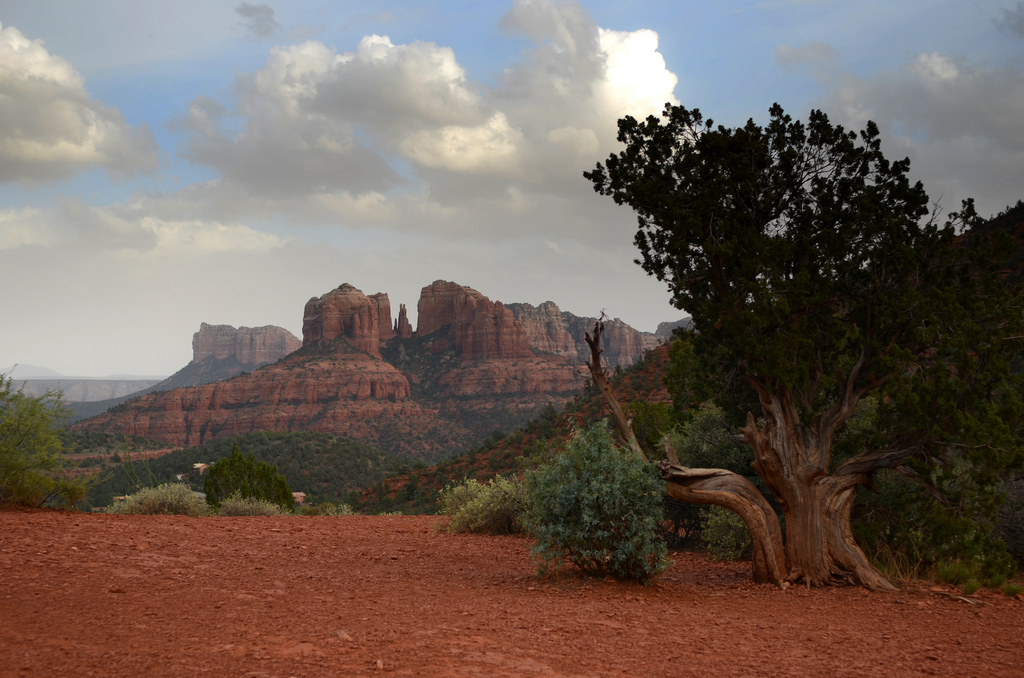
[193,323,301,365]
[416,281,533,360]
[507,302,652,368]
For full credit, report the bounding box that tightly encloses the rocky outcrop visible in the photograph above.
[371,293,394,340]
[302,284,385,356]
[416,281,532,360]
[507,302,651,368]
[394,304,413,339]
[193,323,301,365]
[505,302,577,357]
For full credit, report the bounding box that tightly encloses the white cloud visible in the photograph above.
[0,22,157,184]
[400,112,523,173]
[0,208,56,249]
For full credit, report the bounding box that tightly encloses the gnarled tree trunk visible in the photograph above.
[586,321,896,590]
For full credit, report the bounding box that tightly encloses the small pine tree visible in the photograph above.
[204,444,294,511]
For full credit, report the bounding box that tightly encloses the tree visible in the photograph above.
[585,103,1024,588]
[0,374,90,507]
[204,443,295,511]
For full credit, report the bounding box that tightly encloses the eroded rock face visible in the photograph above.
[508,302,650,368]
[302,284,384,356]
[505,302,577,357]
[416,281,532,360]
[192,323,301,365]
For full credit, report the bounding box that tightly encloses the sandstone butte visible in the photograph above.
[75,281,676,459]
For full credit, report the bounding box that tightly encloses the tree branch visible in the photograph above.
[584,320,646,461]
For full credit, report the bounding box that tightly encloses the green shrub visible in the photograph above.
[204,444,294,511]
[107,483,208,516]
[298,502,355,516]
[217,493,284,516]
[700,505,752,561]
[935,560,976,586]
[523,423,670,584]
[962,580,981,595]
[1001,583,1022,597]
[438,475,526,535]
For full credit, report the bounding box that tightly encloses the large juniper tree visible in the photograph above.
[585,103,1024,588]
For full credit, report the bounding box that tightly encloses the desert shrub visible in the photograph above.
[204,444,294,511]
[438,475,526,535]
[1002,583,1022,596]
[298,502,355,516]
[217,493,284,516]
[523,423,670,584]
[962,580,982,595]
[107,483,208,516]
[700,505,752,561]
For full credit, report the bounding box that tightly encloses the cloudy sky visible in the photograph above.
[2,0,1023,377]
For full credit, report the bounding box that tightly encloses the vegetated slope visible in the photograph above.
[969,200,1024,283]
[88,430,407,509]
[357,343,674,514]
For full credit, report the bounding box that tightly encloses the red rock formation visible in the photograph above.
[78,347,420,449]
[302,284,383,356]
[371,293,394,341]
[394,304,413,339]
[416,281,532,360]
[506,302,577,357]
[192,323,301,366]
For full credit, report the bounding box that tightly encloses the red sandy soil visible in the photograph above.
[2,509,1022,677]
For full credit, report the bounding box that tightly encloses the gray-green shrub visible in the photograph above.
[107,483,208,516]
[298,502,355,516]
[217,493,284,516]
[438,475,526,534]
[524,423,670,584]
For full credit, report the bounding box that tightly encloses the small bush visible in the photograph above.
[524,423,670,585]
[700,506,752,561]
[298,502,355,516]
[1001,583,1022,597]
[438,475,526,535]
[935,561,976,586]
[962,580,982,595]
[218,493,284,516]
[107,483,208,516]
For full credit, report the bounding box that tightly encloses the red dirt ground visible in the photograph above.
[2,509,1022,677]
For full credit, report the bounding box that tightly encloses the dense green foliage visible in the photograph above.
[204,444,294,511]
[0,375,91,507]
[438,475,527,535]
[524,423,670,584]
[107,483,208,516]
[88,431,405,508]
[700,505,752,562]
